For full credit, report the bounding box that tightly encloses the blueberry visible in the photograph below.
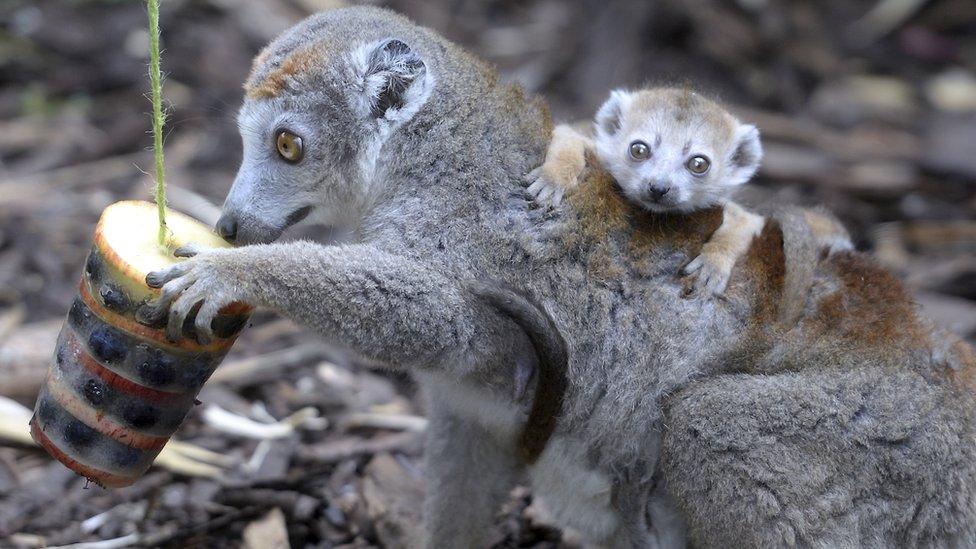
[114,445,144,469]
[99,282,131,313]
[64,418,98,450]
[85,250,102,281]
[137,350,176,387]
[122,402,158,430]
[83,379,107,406]
[180,356,216,388]
[37,399,58,425]
[88,325,128,364]
[68,299,89,329]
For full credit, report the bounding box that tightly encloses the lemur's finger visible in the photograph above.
[174,243,208,258]
[526,177,547,197]
[538,185,559,204]
[149,275,195,317]
[709,269,731,294]
[523,167,542,185]
[683,256,704,275]
[146,263,192,288]
[193,299,223,345]
[167,288,204,342]
[552,187,566,205]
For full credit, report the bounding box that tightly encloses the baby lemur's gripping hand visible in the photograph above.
[682,203,766,297]
[525,124,591,206]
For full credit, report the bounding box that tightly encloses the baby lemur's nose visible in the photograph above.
[216,214,238,243]
[647,186,670,201]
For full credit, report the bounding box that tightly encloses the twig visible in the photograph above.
[0,305,25,342]
[0,153,148,204]
[296,432,423,465]
[135,507,263,547]
[848,0,930,46]
[340,412,428,433]
[48,533,143,549]
[202,405,327,439]
[209,343,329,387]
[0,396,32,446]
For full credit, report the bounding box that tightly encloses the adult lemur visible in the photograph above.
[146,7,976,548]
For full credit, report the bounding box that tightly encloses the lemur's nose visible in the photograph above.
[216,214,238,243]
[647,186,670,201]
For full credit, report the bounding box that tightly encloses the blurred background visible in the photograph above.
[0,0,974,547]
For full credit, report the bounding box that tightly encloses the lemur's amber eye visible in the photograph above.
[629,140,651,161]
[686,155,710,175]
[275,130,304,163]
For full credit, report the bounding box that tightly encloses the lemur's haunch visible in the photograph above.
[144,7,976,547]
[528,87,852,295]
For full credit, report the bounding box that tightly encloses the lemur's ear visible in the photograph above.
[726,124,763,186]
[595,90,633,137]
[363,38,427,118]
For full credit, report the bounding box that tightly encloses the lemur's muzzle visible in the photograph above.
[217,205,313,246]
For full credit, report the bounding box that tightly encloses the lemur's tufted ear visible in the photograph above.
[594,89,633,137]
[362,38,427,119]
[726,124,763,187]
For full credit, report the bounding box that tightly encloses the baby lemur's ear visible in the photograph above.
[594,89,633,137]
[726,124,763,186]
[361,38,427,119]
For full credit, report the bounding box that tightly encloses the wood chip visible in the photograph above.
[243,507,291,549]
[361,453,425,549]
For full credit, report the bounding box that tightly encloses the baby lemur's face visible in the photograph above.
[593,88,762,213]
[218,36,434,245]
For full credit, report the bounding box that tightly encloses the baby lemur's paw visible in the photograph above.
[144,245,250,345]
[524,167,569,206]
[682,253,733,298]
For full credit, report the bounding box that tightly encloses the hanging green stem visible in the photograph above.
[148,0,167,247]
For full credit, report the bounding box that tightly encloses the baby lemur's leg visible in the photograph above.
[682,202,765,296]
[423,398,521,548]
[803,208,853,254]
[661,369,976,548]
[525,124,591,206]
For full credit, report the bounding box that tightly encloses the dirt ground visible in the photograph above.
[1,0,974,547]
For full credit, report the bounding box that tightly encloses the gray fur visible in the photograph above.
[147,7,976,547]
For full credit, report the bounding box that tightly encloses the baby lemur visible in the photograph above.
[527,87,851,295]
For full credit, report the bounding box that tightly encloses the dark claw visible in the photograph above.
[146,272,164,288]
[173,245,198,258]
[167,310,184,343]
[135,303,166,328]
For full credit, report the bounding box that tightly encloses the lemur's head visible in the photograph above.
[593,87,762,213]
[218,8,437,245]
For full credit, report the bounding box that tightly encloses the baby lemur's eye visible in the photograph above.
[686,155,710,175]
[275,129,304,164]
[629,141,651,161]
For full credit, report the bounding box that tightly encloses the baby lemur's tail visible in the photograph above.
[467,281,568,464]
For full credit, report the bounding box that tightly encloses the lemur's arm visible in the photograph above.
[145,242,473,366]
[683,202,766,296]
[525,123,593,205]
[684,204,854,298]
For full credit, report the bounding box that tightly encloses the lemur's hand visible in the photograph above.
[524,166,569,206]
[681,245,734,298]
[145,244,250,345]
